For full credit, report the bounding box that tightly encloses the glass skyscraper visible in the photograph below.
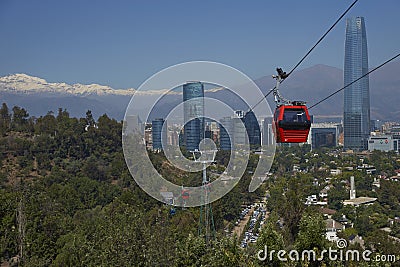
[152,118,166,151]
[218,111,261,151]
[343,17,370,151]
[244,110,261,150]
[262,117,274,146]
[183,82,204,151]
[219,117,232,151]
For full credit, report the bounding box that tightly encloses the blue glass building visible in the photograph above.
[219,117,232,151]
[344,17,370,151]
[244,110,261,150]
[152,118,166,151]
[219,111,261,151]
[183,82,204,151]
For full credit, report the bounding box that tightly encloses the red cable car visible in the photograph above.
[273,103,311,143]
[271,68,312,143]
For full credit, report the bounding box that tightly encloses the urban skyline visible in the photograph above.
[143,115,400,153]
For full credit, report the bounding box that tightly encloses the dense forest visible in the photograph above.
[0,103,399,266]
[0,104,264,266]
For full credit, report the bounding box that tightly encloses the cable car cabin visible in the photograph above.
[182,190,190,200]
[273,105,311,143]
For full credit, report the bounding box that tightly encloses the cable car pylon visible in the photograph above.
[192,148,216,244]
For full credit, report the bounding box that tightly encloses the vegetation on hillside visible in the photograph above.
[0,103,399,266]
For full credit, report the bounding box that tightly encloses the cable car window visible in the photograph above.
[283,108,307,123]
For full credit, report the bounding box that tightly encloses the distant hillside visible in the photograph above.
[1,61,399,121]
[254,64,343,118]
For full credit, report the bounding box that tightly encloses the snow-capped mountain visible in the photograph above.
[0,73,223,119]
[1,60,399,121]
[0,73,135,96]
[0,73,184,96]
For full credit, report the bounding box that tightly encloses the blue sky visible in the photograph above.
[0,0,399,89]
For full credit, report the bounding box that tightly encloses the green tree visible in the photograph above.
[0,190,18,262]
[11,106,31,132]
[295,212,327,266]
[175,233,207,266]
[295,212,326,251]
[255,218,285,266]
[282,180,306,243]
[0,103,11,135]
[328,182,347,210]
[364,229,399,256]
[34,112,57,135]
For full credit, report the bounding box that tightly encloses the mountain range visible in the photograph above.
[0,60,399,121]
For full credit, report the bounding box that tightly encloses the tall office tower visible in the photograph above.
[262,117,274,146]
[183,82,204,151]
[168,130,179,146]
[233,117,246,146]
[344,17,370,151]
[244,110,261,150]
[152,118,166,151]
[219,117,233,151]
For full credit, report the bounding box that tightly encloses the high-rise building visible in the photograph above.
[262,117,274,146]
[233,117,246,146]
[343,17,370,151]
[219,110,261,151]
[152,118,166,151]
[219,117,232,151]
[309,123,340,150]
[244,110,261,150]
[183,82,204,151]
[204,119,218,140]
[168,130,179,146]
